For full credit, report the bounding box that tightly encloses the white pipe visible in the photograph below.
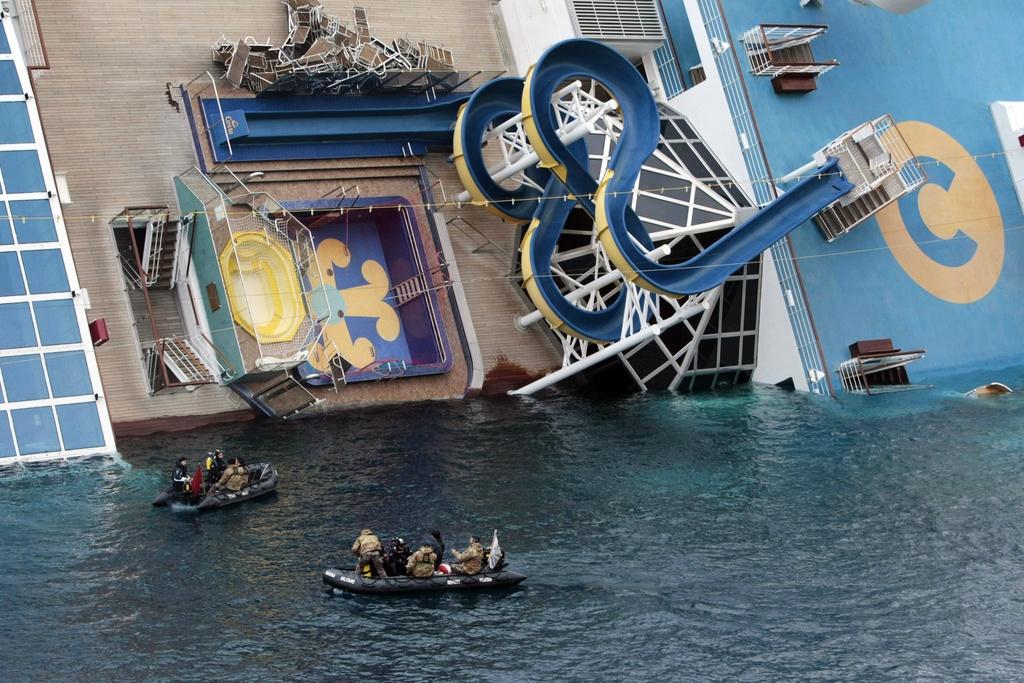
[509,297,710,396]
[779,159,818,185]
[454,99,619,204]
[515,244,672,329]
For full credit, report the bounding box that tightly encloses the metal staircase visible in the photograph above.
[229,375,319,419]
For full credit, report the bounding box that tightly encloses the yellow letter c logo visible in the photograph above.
[876,121,1004,304]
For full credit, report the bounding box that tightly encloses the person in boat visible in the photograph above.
[406,543,437,578]
[206,450,228,483]
[416,530,445,569]
[212,458,248,493]
[351,528,387,578]
[383,537,411,577]
[450,536,485,575]
[171,457,191,494]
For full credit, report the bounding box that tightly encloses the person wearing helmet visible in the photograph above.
[206,450,228,482]
[450,536,484,575]
[406,544,437,578]
[171,457,191,493]
[383,537,411,576]
[351,528,387,578]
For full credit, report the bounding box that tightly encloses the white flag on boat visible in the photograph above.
[488,529,503,570]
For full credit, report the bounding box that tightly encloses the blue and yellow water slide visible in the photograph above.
[454,39,855,342]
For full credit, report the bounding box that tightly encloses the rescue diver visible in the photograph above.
[171,457,191,493]
[383,537,411,576]
[206,450,228,482]
[450,536,485,575]
[212,457,248,493]
[406,543,438,578]
[351,528,387,578]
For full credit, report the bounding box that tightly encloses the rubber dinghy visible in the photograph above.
[322,568,527,595]
[152,463,279,511]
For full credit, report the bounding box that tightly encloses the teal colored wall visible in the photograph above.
[714,0,1024,384]
[173,178,244,381]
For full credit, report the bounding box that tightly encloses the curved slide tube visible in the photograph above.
[453,77,550,222]
[596,157,854,296]
[456,39,855,340]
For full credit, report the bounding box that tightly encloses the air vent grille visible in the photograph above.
[570,0,665,40]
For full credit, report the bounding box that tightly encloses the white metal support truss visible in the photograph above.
[454,81,752,394]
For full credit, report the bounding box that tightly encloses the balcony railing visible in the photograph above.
[741,24,838,78]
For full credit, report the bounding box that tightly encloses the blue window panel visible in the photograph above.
[0,412,15,457]
[22,249,68,293]
[0,301,35,348]
[34,299,79,345]
[10,199,55,243]
[0,200,13,245]
[0,200,11,245]
[0,28,10,55]
[0,354,47,401]
[45,351,92,398]
[0,151,44,194]
[0,102,33,144]
[0,251,23,296]
[12,406,60,455]
[0,62,21,95]
[56,402,104,450]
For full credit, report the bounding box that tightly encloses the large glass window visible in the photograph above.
[0,251,23,296]
[0,61,20,95]
[56,403,104,450]
[22,249,68,293]
[0,150,45,194]
[0,101,33,144]
[0,302,36,348]
[10,199,56,243]
[0,354,47,402]
[45,351,93,398]
[11,406,59,454]
[33,299,79,345]
[0,412,15,457]
[0,26,10,54]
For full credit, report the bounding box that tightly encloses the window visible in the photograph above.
[0,302,36,348]
[11,406,59,454]
[0,251,24,296]
[45,351,92,398]
[0,61,21,95]
[10,199,56,243]
[0,102,33,144]
[0,412,15,457]
[0,25,10,54]
[56,403,104,450]
[0,354,47,401]
[207,282,221,311]
[33,299,79,345]
[22,249,68,293]
[0,151,45,194]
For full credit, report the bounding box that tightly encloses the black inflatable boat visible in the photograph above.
[152,463,278,510]
[322,567,527,595]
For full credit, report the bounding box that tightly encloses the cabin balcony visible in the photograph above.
[740,23,838,93]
